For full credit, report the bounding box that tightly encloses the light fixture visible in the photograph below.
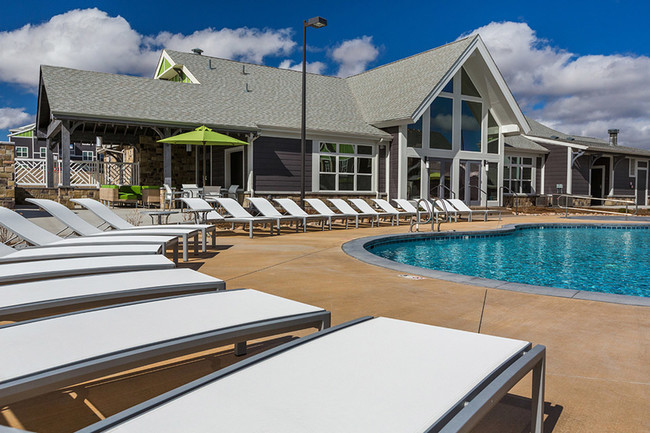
[300,16,328,208]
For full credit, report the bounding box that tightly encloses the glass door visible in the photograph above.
[428,158,452,199]
[459,160,482,205]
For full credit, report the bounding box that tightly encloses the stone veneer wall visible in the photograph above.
[137,141,197,187]
[0,143,15,209]
[16,186,99,208]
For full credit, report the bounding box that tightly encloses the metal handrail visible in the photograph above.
[464,184,491,210]
[410,198,448,232]
[435,183,456,199]
[499,186,521,215]
[555,194,638,219]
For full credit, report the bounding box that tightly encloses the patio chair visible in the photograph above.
[163,184,183,210]
[273,198,331,230]
[180,198,277,238]
[224,184,239,200]
[447,198,502,222]
[71,198,217,252]
[0,206,180,263]
[78,316,545,433]
[349,198,397,226]
[27,199,202,263]
[372,198,415,224]
[0,254,175,285]
[328,198,377,228]
[0,290,330,405]
[247,197,304,232]
[215,197,283,235]
[433,199,459,222]
[181,184,202,198]
[0,243,162,264]
[304,198,353,229]
[0,268,224,317]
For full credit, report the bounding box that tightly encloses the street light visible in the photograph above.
[300,16,327,208]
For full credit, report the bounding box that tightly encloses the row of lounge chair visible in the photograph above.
[0,200,545,432]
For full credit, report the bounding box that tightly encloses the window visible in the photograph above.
[15,146,28,158]
[461,100,482,152]
[505,156,534,194]
[407,117,422,148]
[82,151,94,161]
[487,163,498,200]
[318,143,373,192]
[40,147,47,158]
[407,158,421,199]
[487,112,499,154]
[461,68,480,97]
[429,97,453,150]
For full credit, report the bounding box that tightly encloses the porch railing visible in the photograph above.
[556,194,638,219]
[15,158,140,187]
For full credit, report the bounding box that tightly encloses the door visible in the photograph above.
[637,168,647,206]
[225,148,245,188]
[459,160,481,205]
[590,166,605,206]
[428,158,452,199]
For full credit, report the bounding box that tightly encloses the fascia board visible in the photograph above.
[524,135,589,150]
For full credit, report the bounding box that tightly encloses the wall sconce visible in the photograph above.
[424,156,430,169]
[484,160,490,172]
[186,144,192,153]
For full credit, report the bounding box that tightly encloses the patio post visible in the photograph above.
[45,138,54,188]
[61,121,71,187]
[163,142,172,186]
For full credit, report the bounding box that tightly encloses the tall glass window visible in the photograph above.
[487,112,499,154]
[461,101,482,152]
[407,158,421,199]
[487,163,498,200]
[461,68,481,97]
[407,118,422,148]
[504,156,534,194]
[318,143,373,192]
[429,97,453,150]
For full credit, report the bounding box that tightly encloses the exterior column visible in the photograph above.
[61,121,71,187]
[163,142,172,186]
[46,138,55,187]
[246,134,254,196]
[566,147,573,195]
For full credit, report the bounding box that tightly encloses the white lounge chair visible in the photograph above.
[215,197,281,235]
[0,243,162,264]
[304,198,354,229]
[72,198,217,254]
[392,198,431,222]
[433,199,459,222]
[247,197,304,232]
[30,198,207,262]
[0,290,330,405]
[181,184,202,198]
[349,198,397,226]
[447,198,502,222]
[0,268,224,317]
[78,317,545,433]
[0,206,180,263]
[328,198,377,228]
[0,255,175,285]
[163,184,183,210]
[180,198,276,238]
[371,198,415,225]
[273,198,331,230]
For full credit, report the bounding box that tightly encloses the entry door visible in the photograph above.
[428,158,452,199]
[637,168,647,206]
[225,148,245,188]
[459,160,481,205]
[590,166,605,206]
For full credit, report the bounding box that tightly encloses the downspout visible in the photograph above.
[247,133,260,197]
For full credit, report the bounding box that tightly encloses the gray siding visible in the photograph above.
[543,143,568,194]
[572,154,590,196]
[613,158,634,195]
[378,145,386,193]
[385,127,399,199]
[253,136,311,192]
[535,157,542,193]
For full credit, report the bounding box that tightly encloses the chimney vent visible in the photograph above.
[608,129,619,146]
[192,48,203,55]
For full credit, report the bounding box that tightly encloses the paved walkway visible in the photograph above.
[2,213,648,432]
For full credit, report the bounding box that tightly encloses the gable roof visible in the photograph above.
[346,37,475,125]
[504,135,549,153]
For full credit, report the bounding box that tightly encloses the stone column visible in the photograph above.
[61,121,71,186]
[0,143,15,209]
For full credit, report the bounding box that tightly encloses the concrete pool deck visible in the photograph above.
[1,212,648,432]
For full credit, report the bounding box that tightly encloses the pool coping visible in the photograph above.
[342,222,650,307]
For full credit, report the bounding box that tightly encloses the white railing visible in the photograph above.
[15,158,140,187]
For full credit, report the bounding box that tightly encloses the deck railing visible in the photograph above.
[556,194,638,219]
[15,158,139,187]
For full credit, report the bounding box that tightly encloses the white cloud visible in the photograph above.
[461,22,650,148]
[278,59,327,74]
[0,8,297,88]
[0,107,33,130]
[331,36,379,77]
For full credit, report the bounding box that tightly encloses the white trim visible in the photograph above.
[566,147,573,194]
[312,141,377,193]
[629,158,636,177]
[523,135,589,150]
[540,155,546,195]
[224,147,245,188]
[398,125,407,198]
[609,155,615,196]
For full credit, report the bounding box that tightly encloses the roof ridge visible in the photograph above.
[345,35,477,79]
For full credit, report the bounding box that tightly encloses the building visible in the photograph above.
[33,34,649,205]
[9,123,98,162]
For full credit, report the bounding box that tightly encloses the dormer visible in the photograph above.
[154,50,200,84]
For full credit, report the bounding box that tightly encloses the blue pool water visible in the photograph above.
[367,225,650,298]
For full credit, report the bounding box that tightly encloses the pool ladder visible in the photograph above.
[409,198,450,232]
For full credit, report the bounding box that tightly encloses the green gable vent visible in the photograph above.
[157,57,172,77]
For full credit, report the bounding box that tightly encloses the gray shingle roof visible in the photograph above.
[525,118,650,157]
[504,135,549,153]
[346,37,476,125]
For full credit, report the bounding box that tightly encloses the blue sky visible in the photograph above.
[1,0,649,147]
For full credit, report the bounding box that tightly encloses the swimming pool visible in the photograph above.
[363,224,650,299]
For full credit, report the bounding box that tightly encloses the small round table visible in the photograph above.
[142,210,178,225]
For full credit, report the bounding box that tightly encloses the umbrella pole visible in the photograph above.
[202,142,207,187]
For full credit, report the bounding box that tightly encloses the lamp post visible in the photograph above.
[300,16,327,209]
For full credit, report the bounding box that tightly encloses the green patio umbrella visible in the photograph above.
[158,125,248,187]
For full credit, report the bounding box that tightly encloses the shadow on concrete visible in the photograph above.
[471,393,563,433]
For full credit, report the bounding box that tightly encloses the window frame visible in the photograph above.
[15,146,28,158]
[316,142,375,192]
[82,151,94,161]
[504,155,536,195]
